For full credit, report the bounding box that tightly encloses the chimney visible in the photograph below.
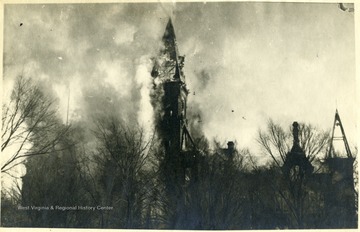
[227,141,235,156]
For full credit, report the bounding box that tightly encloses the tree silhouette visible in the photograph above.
[257,119,330,168]
[1,76,70,174]
[92,115,155,228]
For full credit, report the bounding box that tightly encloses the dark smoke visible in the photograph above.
[187,101,205,140]
[197,69,211,90]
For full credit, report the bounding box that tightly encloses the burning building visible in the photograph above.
[151,18,200,185]
[150,19,356,229]
[150,19,203,227]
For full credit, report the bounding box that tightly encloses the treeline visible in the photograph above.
[1,76,357,229]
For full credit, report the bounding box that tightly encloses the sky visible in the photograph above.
[2,2,357,169]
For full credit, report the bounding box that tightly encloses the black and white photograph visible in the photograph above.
[1,1,358,229]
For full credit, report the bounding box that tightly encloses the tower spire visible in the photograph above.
[151,18,185,82]
[327,109,353,158]
[292,121,300,146]
[162,18,179,61]
[282,121,314,178]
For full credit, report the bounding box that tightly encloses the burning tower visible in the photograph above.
[150,20,200,226]
[151,18,200,228]
[151,19,198,185]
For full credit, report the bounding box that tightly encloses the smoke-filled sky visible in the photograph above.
[3,2,357,163]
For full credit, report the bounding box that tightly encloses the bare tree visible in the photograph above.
[177,141,253,229]
[1,76,70,174]
[256,120,331,228]
[257,119,290,167]
[92,115,154,228]
[297,123,330,163]
[21,133,80,227]
[257,119,330,168]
